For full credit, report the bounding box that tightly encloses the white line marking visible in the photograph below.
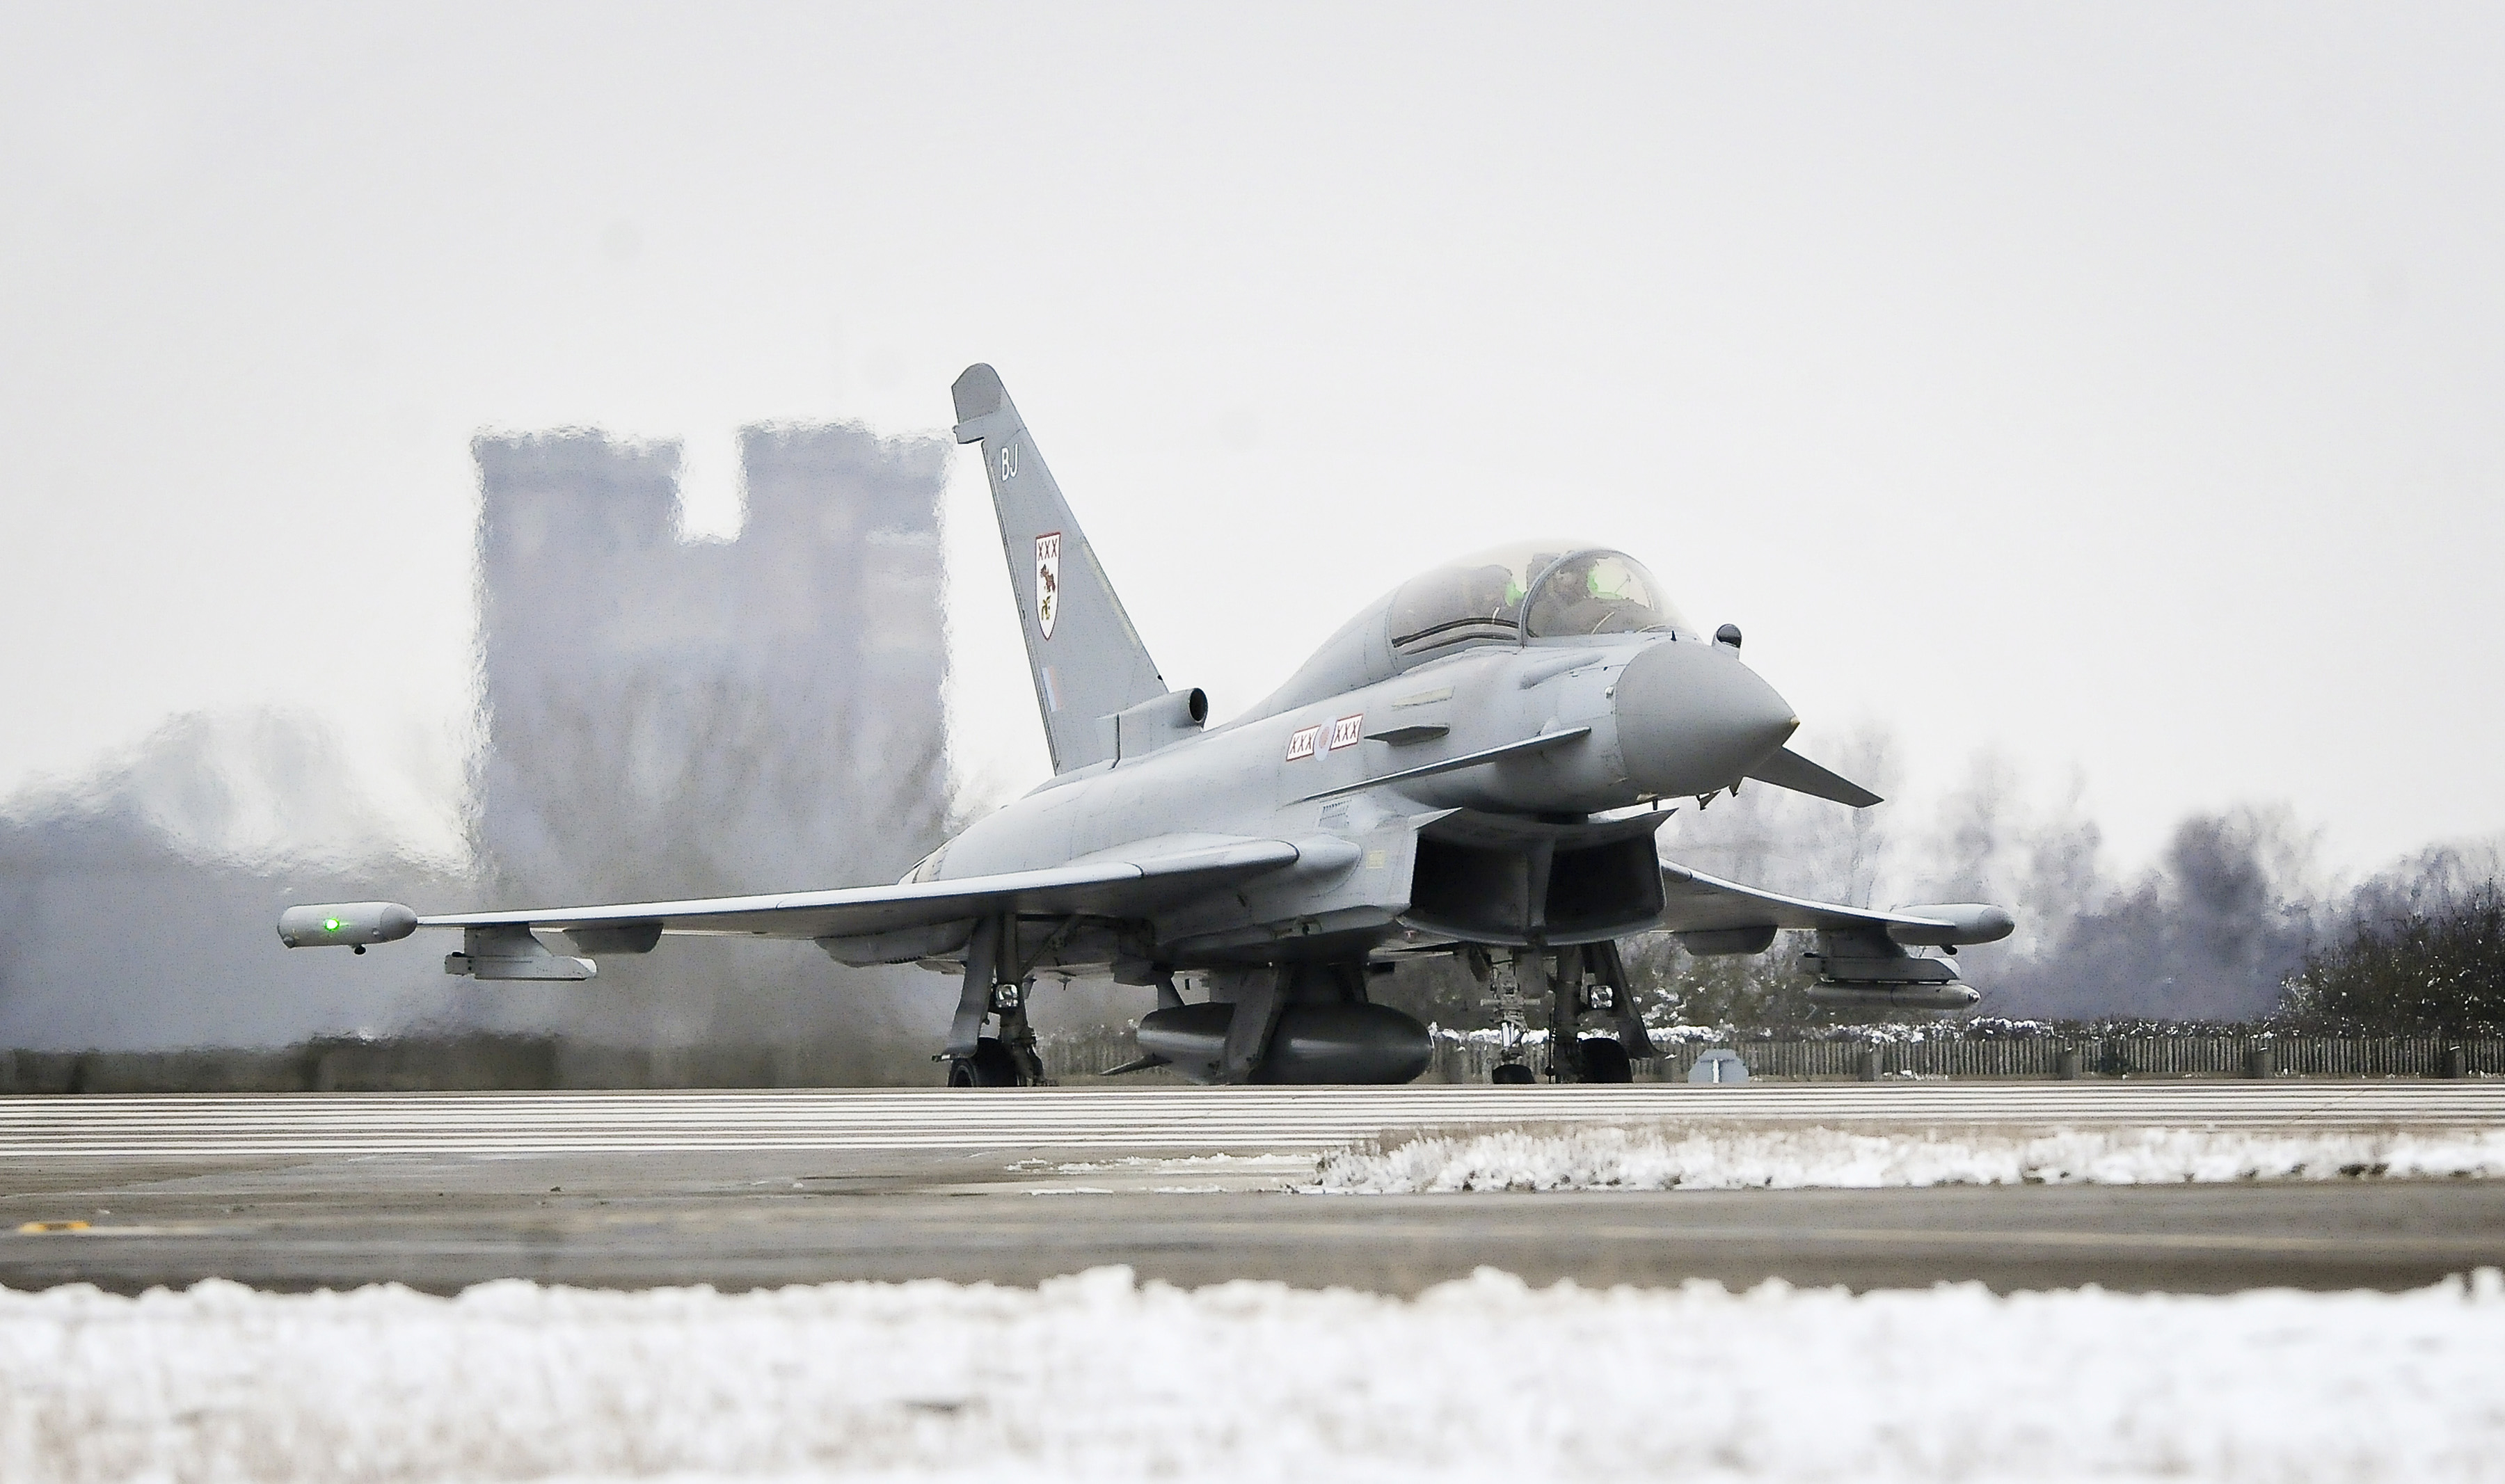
[0,1085,2496,1156]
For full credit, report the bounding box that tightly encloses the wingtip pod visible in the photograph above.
[277,902,418,949]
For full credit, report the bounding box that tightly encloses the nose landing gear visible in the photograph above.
[1484,953,1534,1083]
[1476,942,1650,1084]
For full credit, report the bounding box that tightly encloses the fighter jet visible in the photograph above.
[281,365,2013,1085]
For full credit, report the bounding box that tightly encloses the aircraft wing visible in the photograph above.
[1656,861,2012,948]
[430,837,1299,937]
[1660,861,1938,936]
[280,835,1309,973]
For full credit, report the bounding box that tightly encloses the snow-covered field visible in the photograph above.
[1310,1123,2505,1193]
[5,1268,2504,1483]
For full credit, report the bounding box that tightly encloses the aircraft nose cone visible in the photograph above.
[1612,639,1798,799]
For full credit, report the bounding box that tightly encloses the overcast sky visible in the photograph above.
[3,3,2499,879]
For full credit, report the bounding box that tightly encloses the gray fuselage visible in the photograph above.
[923,625,1796,976]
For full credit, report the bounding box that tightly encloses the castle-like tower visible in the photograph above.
[471,423,951,910]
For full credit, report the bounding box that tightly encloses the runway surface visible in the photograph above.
[3,1083,2500,1296]
[3,1080,2499,1156]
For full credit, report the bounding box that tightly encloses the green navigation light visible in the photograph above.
[323,917,344,933]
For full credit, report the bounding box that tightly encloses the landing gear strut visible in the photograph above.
[941,917,1052,1087]
[1541,949,1586,1083]
[1485,952,1533,1083]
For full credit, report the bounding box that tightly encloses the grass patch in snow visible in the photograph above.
[2,1267,2503,1482]
[1307,1122,2505,1193]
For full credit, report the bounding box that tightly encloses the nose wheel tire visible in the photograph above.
[946,1037,1026,1087]
[1491,1062,1536,1085]
[1576,1036,1634,1083]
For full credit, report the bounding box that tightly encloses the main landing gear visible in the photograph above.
[944,980,1049,1087]
[941,918,1051,1087]
[1577,1035,1633,1083]
[1475,942,1653,1084]
[947,1035,1026,1087]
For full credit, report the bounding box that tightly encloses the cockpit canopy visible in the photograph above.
[1387,541,1688,653]
[1240,540,1694,724]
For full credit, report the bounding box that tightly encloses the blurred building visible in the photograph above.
[471,423,952,909]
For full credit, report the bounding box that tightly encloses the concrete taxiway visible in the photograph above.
[3,1083,2500,1295]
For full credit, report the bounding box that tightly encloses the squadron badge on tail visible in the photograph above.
[1035,532,1061,639]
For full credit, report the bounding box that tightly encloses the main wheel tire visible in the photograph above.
[1577,1036,1634,1083]
[948,1037,1024,1087]
[1492,1062,1536,1085]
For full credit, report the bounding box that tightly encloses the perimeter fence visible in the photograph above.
[1,1030,2497,1092]
[1043,1030,2505,1084]
[0,1036,903,1094]
[1424,1035,2505,1083]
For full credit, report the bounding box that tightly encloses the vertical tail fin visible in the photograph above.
[953,365,1167,773]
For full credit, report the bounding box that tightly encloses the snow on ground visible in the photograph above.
[5,1268,2504,1483]
[1309,1124,2505,1193]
